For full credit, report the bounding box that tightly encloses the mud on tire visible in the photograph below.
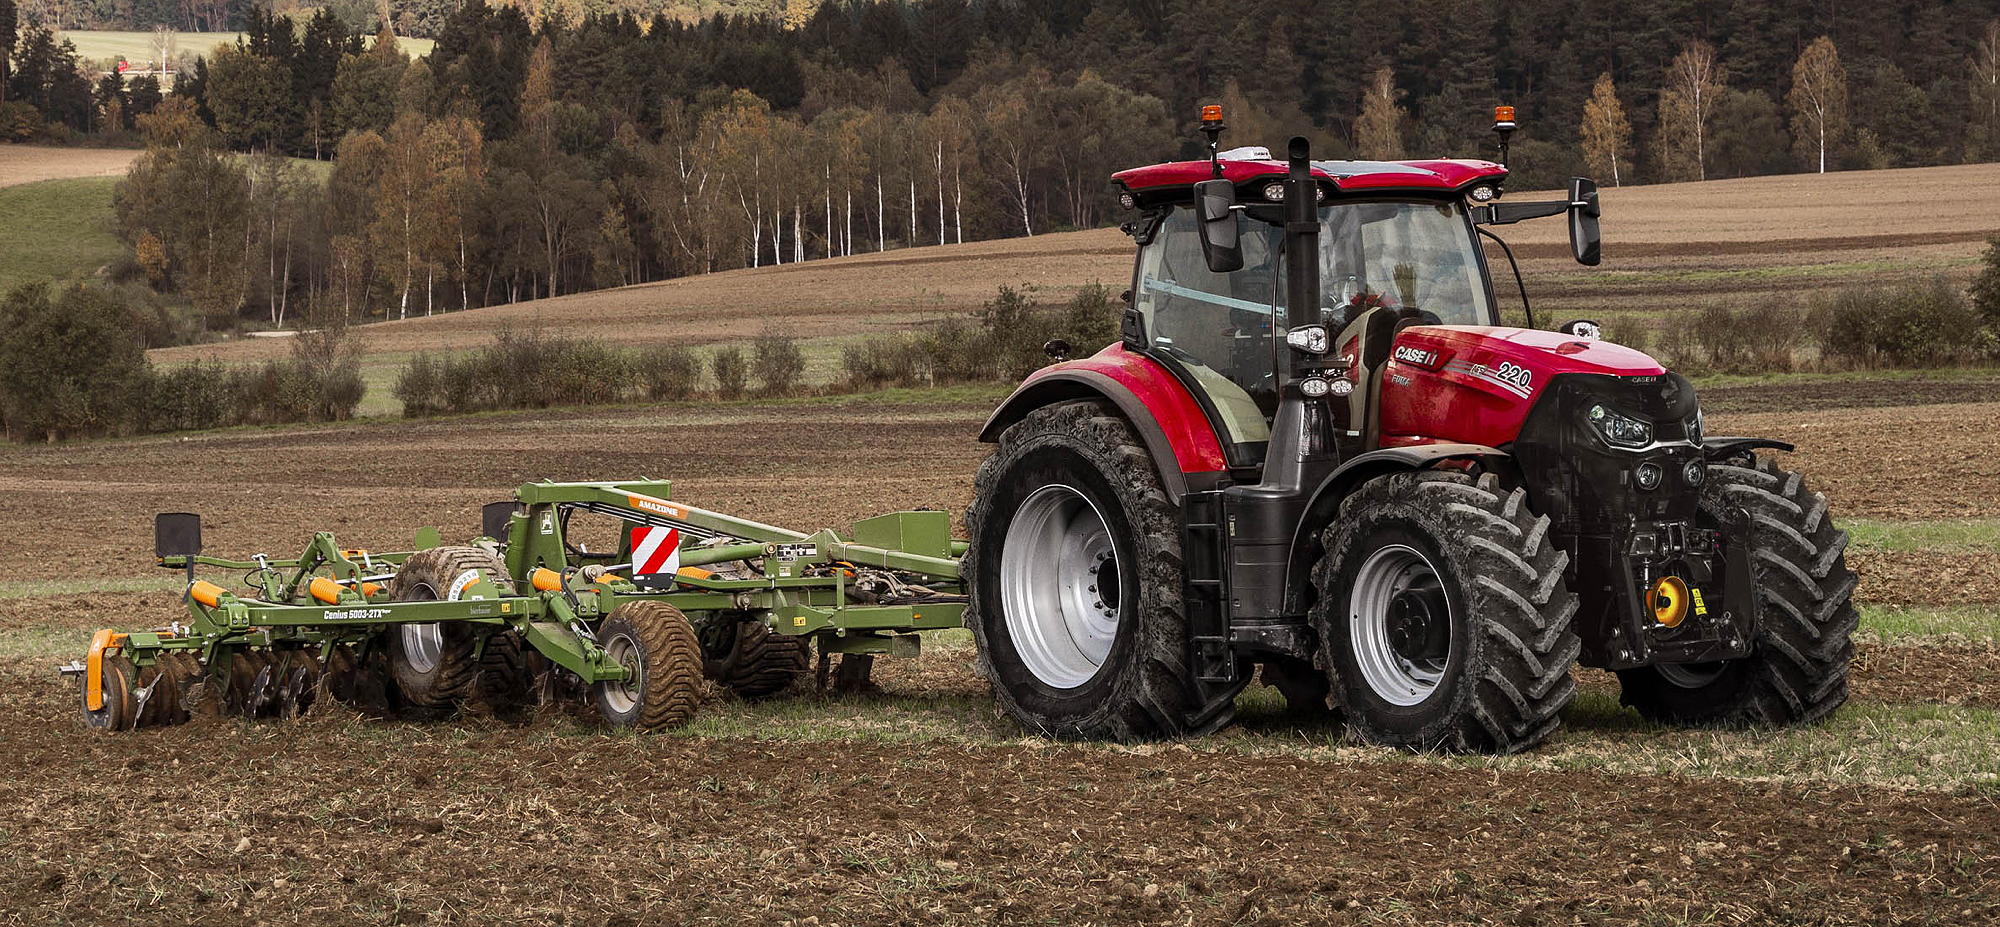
[705,618,810,700]
[1617,456,1858,726]
[386,546,514,717]
[593,601,704,730]
[965,399,1235,741]
[1311,471,1581,754]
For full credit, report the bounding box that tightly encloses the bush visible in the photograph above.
[841,333,925,389]
[143,360,239,432]
[394,353,442,417]
[1811,278,1986,368]
[634,345,702,400]
[0,283,151,441]
[0,101,43,143]
[1686,301,1803,374]
[751,330,805,396]
[1968,235,2000,333]
[712,347,747,399]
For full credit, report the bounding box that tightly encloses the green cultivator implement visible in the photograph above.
[64,481,965,731]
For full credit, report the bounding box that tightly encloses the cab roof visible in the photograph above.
[1112,157,1507,198]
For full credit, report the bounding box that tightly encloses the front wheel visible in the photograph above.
[1311,471,1581,754]
[1617,457,1858,726]
[965,400,1232,741]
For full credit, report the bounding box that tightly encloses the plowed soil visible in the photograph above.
[2,663,1996,926]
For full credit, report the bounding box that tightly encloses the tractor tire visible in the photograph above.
[707,619,810,700]
[79,654,138,731]
[1617,457,1858,726]
[965,399,1233,741]
[592,602,704,731]
[386,546,513,716]
[1310,471,1581,754]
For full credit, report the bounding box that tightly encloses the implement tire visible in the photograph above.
[1311,471,1581,754]
[1617,457,1858,726]
[387,546,513,716]
[965,399,1231,741]
[708,619,809,700]
[593,602,704,731]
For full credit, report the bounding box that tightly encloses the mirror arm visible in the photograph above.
[1477,226,1534,331]
[1472,200,1567,225]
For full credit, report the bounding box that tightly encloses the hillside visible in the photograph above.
[152,161,2000,376]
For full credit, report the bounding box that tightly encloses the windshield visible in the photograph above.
[1132,199,1491,445]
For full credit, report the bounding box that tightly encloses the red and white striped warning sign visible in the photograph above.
[630,525,682,577]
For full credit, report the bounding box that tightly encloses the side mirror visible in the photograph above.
[1568,177,1601,266]
[1192,178,1243,273]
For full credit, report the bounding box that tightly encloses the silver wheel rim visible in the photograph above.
[1657,660,1728,689]
[999,484,1122,689]
[1350,544,1451,707]
[400,625,442,675]
[600,631,642,714]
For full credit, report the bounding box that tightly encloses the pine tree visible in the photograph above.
[1580,73,1631,186]
[1788,36,1846,174]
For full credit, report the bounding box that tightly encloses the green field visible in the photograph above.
[58,30,435,70]
[0,176,124,296]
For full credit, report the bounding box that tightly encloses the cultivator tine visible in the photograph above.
[246,664,277,718]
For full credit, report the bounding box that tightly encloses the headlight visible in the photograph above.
[1285,325,1329,354]
[1587,404,1654,449]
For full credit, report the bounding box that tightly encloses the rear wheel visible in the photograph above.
[966,400,1231,741]
[1618,457,1858,726]
[593,602,704,730]
[1311,471,1580,754]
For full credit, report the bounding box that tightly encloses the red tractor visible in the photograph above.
[964,107,1858,753]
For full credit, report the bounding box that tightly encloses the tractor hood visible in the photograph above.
[1396,326,1666,387]
[1374,325,1673,451]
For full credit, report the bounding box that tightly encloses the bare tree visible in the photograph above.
[1972,21,2000,160]
[1580,73,1631,186]
[1355,67,1405,160]
[1661,41,1725,181]
[1789,36,1847,173]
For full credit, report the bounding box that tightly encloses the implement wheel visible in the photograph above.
[79,655,138,731]
[593,602,703,731]
[707,619,809,699]
[386,546,513,716]
[1617,457,1858,726]
[1311,471,1581,754]
[966,400,1235,741]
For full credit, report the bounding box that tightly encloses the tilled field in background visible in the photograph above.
[0,376,1995,924]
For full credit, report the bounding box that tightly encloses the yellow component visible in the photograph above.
[530,568,564,592]
[308,576,345,605]
[188,580,228,608]
[1649,576,1691,628]
[676,566,714,581]
[792,616,806,627]
[598,574,626,584]
[341,548,370,559]
[1690,587,1709,617]
[84,628,127,712]
[361,581,383,598]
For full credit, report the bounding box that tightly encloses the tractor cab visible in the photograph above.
[1117,156,1506,468]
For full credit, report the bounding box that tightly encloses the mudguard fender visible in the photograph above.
[1281,443,1513,613]
[979,346,1230,499]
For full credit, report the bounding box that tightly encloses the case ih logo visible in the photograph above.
[1392,345,1440,368]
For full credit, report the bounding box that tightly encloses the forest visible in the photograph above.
[6,0,2000,329]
